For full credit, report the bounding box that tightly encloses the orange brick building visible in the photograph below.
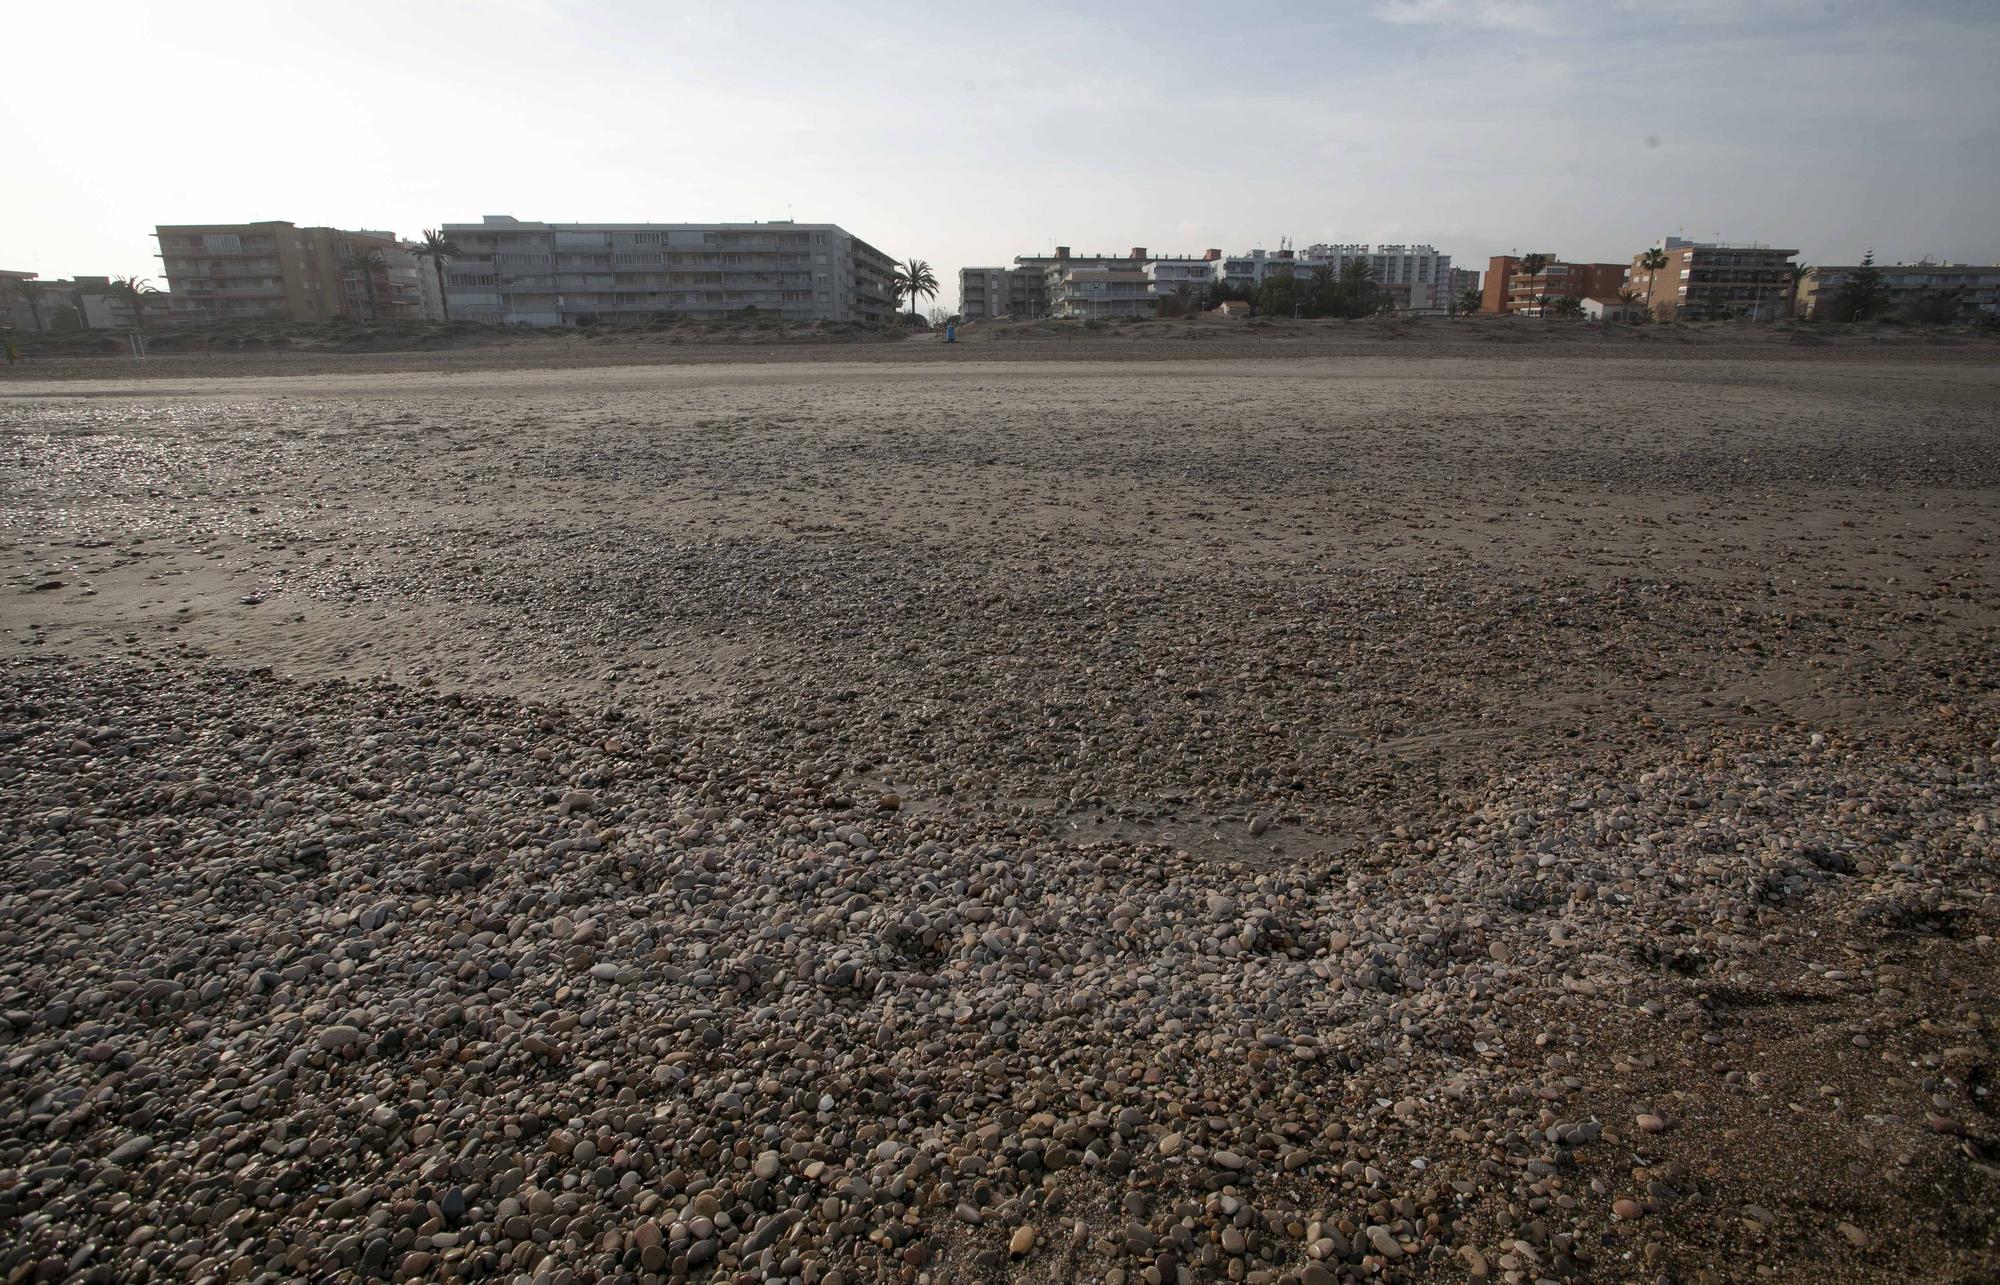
[1482,255,1629,315]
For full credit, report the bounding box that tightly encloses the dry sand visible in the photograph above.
[1,333,1995,1283]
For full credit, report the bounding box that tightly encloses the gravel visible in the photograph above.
[1,348,1996,1282]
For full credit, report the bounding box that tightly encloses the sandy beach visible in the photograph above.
[2,333,1995,1282]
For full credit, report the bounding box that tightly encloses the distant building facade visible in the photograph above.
[1,271,166,330]
[1217,248,1299,294]
[437,216,896,326]
[958,267,1012,319]
[155,221,423,324]
[2,269,44,330]
[1482,255,1629,316]
[1143,251,1222,301]
[1299,244,1456,310]
[1799,262,2000,322]
[1049,268,1156,318]
[403,244,448,321]
[1218,243,1458,310]
[1626,237,1798,321]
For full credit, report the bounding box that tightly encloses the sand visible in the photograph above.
[1,332,1995,1282]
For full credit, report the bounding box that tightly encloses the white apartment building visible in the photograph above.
[1217,248,1301,293]
[1048,269,1156,318]
[1217,243,1459,309]
[439,216,898,326]
[1300,244,1455,309]
[1143,254,1220,298]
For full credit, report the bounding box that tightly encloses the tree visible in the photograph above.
[340,246,386,319]
[892,258,938,321]
[1550,295,1585,319]
[1258,269,1300,317]
[409,229,462,322]
[1831,250,1883,322]
[1512,254,1551,316]
[1159,282,1197,318]
[107,276,160,330]
[1637,247,1669,315]
[1327,259,1382,319]
[1457,288,1482,316]
[9,278,45,331]
[1307,264,1337,318]
[1902,288,1962,325]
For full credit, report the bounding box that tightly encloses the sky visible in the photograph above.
[6,0,1999,308]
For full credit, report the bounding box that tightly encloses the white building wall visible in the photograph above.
[1143,258,1218,296]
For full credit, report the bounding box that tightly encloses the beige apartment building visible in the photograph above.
[1626,237,1798,320]
[154,222,426,323]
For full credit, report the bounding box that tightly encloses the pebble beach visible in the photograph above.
[2,334,1996,1283]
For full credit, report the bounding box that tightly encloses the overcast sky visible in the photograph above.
[7,0,1998,306]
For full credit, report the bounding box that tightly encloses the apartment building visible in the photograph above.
[1482,255,1629,316]
[2,269,42,330]
[1,272,166,331]
[1032,248,1155,318]
[1798,261,2000,322]
[155,222,423,323]
[1144,251,1222,299]
[1049,269,1156,318]
[1625,237,1797,321]
[956,263,1049,320]
[959,267,1012,319]
[1215,243,1460,309]
[1217,248,1300,293]
[1298,244,1457,310]
[403,243,448,321]
[437,216,897,326]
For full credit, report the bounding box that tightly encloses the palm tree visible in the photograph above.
[1514,253,1551,315]
[1457,288,1482,316]
[1637,247,1669,318]
[409,229,462,322]
[107,276,160,330]
[1551,295,1585,319]
[1169,282,1196,317]
[1308,264,1337,317]
[9,278,45,331]
[339,246,386,319]
[1335,259,1380,318]
[892,258,937,322]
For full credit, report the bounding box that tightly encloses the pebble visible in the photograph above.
[1,368,1994,1285]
